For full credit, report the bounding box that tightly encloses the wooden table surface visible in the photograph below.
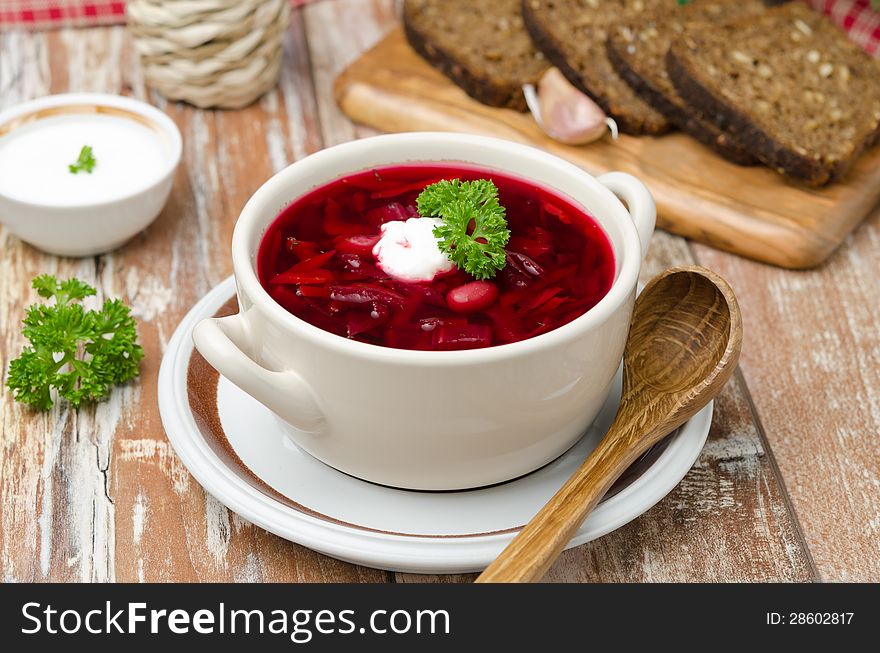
[1,0,877,583]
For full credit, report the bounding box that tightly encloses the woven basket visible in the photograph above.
[127,0,290,109]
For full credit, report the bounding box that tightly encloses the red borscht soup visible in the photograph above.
[257,164,614,351]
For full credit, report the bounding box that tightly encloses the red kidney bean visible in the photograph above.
[446,281,499,313]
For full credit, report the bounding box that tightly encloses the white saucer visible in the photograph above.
[158,277,712,574]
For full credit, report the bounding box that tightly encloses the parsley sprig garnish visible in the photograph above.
[6,275,144,411]
[417,179,510,280]
[68,145,96,174]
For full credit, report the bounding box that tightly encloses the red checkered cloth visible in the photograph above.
[0,1,125,27]
[806,0,880,55]
[0,0,877,57]
[0,0,316,30]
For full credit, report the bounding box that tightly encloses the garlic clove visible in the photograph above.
[524,67,618,145]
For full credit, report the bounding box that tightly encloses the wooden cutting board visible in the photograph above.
[334,28,880,269]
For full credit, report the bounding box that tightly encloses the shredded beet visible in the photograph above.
[258,164,614,351]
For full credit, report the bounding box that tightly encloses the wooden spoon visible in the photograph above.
[476,266,742,583]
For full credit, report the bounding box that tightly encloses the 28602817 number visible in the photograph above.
[789,613,853,625]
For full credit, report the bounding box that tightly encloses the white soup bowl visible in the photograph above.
[193,133,655,490]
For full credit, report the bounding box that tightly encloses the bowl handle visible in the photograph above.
[192,315,325,432]
[597,172,656,260]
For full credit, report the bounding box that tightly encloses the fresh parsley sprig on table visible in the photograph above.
[68,145,96,174]
[417,179,510,280]
[6,275,143,411]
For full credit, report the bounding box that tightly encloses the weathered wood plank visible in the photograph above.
[0,28,121,584]
[0,18,388,583]
[2,0,868,584]
[398,233,816,583]
[110,9,390,581]
[693,206,880,581]
[541,235,817,581]
[302,0,394,145]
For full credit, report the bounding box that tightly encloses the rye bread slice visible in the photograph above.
[522,0,671,136]
[403,0,548,112]
[667,3,880,185]
[606,1,768,165]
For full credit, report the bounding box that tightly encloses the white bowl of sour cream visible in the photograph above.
[0,93,181,257]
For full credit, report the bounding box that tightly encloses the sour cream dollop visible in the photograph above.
[372,217,456,283]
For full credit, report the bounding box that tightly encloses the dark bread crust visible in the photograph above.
[403,7,531,111]
[666,2,880,187]
[606,38,757,165]
[521,0,670,136]
[667,48,835,185]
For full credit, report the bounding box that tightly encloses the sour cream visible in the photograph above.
[372,217,456,283]
[0,113,170,206]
